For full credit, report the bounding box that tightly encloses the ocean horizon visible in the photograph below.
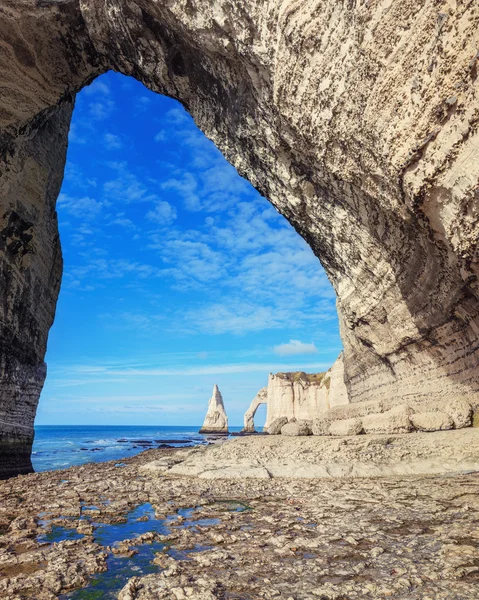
[32,424,244,473]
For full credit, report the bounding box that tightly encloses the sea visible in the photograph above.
[32,425,242,473]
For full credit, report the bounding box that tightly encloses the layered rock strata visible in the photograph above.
[243,355,349,433]
[199,385,228,435]
[1,1,479,475]
[266,356,349,428]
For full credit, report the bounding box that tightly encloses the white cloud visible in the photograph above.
[62,361,333,378]
[146,200,177,225]
[138,96,151,106]
[64,163,97,190]
[109,217,136,229]
[64,259,164,291]
[162,173,200,211]
[165,107,190,125]
[182,302,285,335]
[68,123,87,144]
[57,193,108,220]
[104,133,123,150]
[154,130,167,142]
[89,98,115,121]
[103,162,159,203]
[274,340,319,356]
[144,197,336,333]
[83,79,110,96]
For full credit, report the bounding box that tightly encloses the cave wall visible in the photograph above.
[1,0,479,476]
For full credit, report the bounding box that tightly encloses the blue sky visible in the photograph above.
[36,72,342,427]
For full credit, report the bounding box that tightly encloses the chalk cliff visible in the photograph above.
[244,355,349,432]
[1,0,479,475]
[199,385,229,435]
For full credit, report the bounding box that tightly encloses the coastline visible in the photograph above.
[30,425,244,473]
[1,433,479,598]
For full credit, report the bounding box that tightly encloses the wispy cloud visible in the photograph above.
[103,162,160,203]
[88,98,115,121]
[164,107,190,125]
[83,79,110,96]
[274,340,319,356]
[104,133,124,150]
[146,200,177,225]
[55,361,333,378]
[57,193,109,220]
[154,130,167,142]
[69,123,87,145]
[143,198,336,334]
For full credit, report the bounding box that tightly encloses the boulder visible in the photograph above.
[328,418,363,437]
[410,411,454,432]
[408,397,473,429]
[362,406,412,435]
[281,420,312,436]
[267,417,288,435]
[445,398,472,429]
[312,417,333,436]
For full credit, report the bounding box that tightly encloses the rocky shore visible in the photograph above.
[0,433,478,599]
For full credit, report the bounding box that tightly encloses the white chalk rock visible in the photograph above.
[280,420,312,436]
[199,385,228,434]
[328,418,363,437]
[312,417,333,436]
[267,417,288,435]
[410,411,454,432]
[362,405,412,435]
[446,398,472,429]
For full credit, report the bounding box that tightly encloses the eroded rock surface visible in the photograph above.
[199,385,228,435]
[2,445,479,598]
[280,420,312,437]
[312,396,477,438]
[2,0,479,474]
[242,387,267,433]
[245,356,349,433]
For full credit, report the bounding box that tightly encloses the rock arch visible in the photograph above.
[243,387,268,433]
[1,0,479,476]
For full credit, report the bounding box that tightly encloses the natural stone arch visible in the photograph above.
[1,0,479,476]
[243,387,268,433]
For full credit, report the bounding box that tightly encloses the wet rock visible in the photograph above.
[76,520,94,535]
[3,440,479,598]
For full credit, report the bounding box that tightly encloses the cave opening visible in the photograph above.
[31,71,342,469]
